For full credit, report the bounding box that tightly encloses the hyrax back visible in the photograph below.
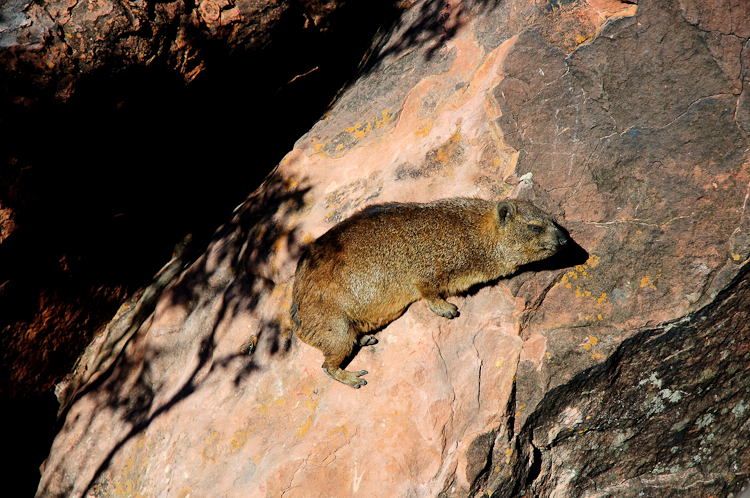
[291,197,567,388]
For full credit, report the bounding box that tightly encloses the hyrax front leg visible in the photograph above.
[318,321,368,388]
[416,284,459,318]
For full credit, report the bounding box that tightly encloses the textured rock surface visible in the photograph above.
[497,264,750,497]
[0,0,350,102]
[37,0,750,497]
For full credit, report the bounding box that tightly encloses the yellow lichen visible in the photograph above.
[416,124,432,137]
[582,336,598,352]
[343,109,394,141]
[230,431,249,453]
[329,425,349,436]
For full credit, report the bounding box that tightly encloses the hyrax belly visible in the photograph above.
[291,197,568,388]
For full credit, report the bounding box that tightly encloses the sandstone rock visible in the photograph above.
[37,0,750,497]
[0,0,351,102]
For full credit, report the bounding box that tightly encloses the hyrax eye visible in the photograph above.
[528,224,543,233]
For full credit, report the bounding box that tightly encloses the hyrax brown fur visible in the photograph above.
[291,197,568,388]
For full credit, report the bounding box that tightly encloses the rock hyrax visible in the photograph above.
[291,197,568,388]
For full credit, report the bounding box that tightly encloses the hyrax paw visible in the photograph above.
[359,335,378,346]
[325,367,369,388]
[348,370,368,388]
[428,300,459,319]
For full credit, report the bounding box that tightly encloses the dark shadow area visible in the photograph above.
[516,228,589,273]
[0,2,401,495]
[0,392,59,498]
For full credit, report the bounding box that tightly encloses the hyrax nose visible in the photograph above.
[557,230,568,246]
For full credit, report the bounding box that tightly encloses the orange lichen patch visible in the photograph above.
[229,430,250,453]
[584,254,601,268]
[575,286,592,298]
[515,402,527,418]
[202,429,221,462]
[583,312,606,322]
[427,129,464,170]
[581,335,598,351]
[640,268,662,289]
[554,255,612,323]
[114,433,152,496]
[308,109,395,157]
[559,255,599,289]
[329,425,349,437]
[416,124,432,137]
[344,110,394,141]
[295,387,320,439]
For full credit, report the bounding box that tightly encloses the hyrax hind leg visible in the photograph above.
[415,283,459,318]
[318,320,369,388]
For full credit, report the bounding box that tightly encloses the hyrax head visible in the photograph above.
[495,199,568,264]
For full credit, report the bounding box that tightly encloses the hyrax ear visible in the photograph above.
[497,200,517,223]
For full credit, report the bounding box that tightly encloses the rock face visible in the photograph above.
[0,0,351,102]
[37,0,750,497]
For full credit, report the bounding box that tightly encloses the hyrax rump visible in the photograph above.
[291,197,568,388]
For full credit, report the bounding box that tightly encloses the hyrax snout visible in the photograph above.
[291,197,567,388]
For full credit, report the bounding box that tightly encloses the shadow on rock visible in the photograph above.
[39,172,312,498]
[520,228,589,274]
